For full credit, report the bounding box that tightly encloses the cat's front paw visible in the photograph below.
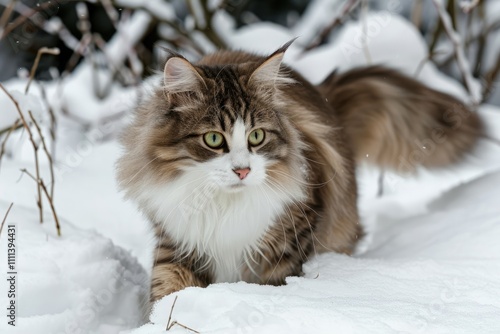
[150,263,207,302]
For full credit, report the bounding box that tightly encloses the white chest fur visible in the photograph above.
[138,173,303,282]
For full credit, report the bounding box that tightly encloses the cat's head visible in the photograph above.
[117,43,307,205]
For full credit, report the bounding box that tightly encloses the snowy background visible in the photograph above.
[0,0,500,333]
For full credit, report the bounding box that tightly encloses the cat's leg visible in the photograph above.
[242,206,316,285]
[241,249,303,286]
[150,240,209,302]
[150,263,207,301]
[257,258,304,286]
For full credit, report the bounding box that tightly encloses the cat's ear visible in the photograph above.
[248,38,297,89]
[163,56,205,93]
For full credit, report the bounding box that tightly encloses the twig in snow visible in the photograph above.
[360,0,372,64]
[20,169,61,236]
[482,56,500,102]
[166,295,178,330]
[99,0,120,27]
[415,50,447,78]
[28,111,55,199]
[75,3,105,99]
[447,0,457,29]
[432,0,481,106]
[0,0,18,36]
[0,83,43,224]
[165,295,199,333]
[0,203,14,239]
[437,19,500,68]
[110,0,205,55]
[168,321,200,333]
[472,0,486,77]
[38,83,57,158]
[428,14,444,54]
[303,0,361,52]
[25,47,61,94]
[63,33,93,75]
[0,0,58,40]
[97,1,143,85]
[460,0,480,13]
[0,120,21,136]
[93,33,137,88]
[411,0,424,29]
[2,1,81,54]
[429,0,457,54]
[186,0,227,49]
[0,119,21,170]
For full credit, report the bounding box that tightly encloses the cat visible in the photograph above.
[116,40,482,302]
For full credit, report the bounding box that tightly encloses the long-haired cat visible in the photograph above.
[116,40,482,302]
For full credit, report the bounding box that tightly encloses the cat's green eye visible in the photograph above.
[248,129,265,146]
[203,131,225,149]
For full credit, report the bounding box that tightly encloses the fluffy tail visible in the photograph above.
[317,66,483,172]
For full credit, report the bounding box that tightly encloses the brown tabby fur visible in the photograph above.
[116,43,482,302]
[318,67,483,171]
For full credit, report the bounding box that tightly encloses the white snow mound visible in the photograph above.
[0,207,149,334]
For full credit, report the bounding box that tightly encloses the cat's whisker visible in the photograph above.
[265,176,323,221]
[264,177,325,259]
[288,150,327,166]
[262,180,303,257]
[268,168,335,188]
[123,156,160,186]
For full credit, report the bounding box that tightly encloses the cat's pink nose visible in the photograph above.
[233,167,251,180]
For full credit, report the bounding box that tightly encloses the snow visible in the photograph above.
[1,4,500,334]
[0,207,149,334]
[130,253,500,333]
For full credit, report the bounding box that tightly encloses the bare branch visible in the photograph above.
[187,0,227,49]
[165,295,199,333]
[38,83,57,147]
[437,19,500,68]
[0,203,14,239]
[0,0,18,36]
[432,0,482,106]
[411,0,424,29]
[25,47,61,94]
[0,0,57,40]
[447,0,457,30]
[472,0,486,77]
[303,0,361,52]
[0,120,21,136]
[168,321,200,333]
[0,83,43,223]
[20,169,61,236]
[482,55,500,102]
[415,50,447,78]
[99,0,120,27]
[460,0,480,13]
[166,295,178,331]
[360,0,372,64]
[28,111,55,199]
[0,119,21,170]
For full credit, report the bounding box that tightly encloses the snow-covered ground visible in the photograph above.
[1,9,500,334]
